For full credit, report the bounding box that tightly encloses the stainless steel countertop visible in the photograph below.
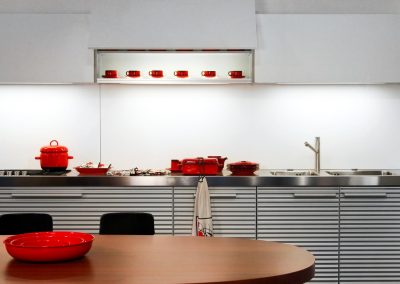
[2,170,400,187]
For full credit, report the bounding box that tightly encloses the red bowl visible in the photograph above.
[4,232,94,262]
[75,167,109,175]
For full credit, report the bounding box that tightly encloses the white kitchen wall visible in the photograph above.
[1,84,400,170]
[1,0,399,14]
[0,85,99,169]
[100,84,400,170]
[255,0,400,14]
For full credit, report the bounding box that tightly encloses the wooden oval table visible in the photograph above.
[0,235,315,284]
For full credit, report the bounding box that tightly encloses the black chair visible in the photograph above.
[0,213,53,235]
[99,212,155,235]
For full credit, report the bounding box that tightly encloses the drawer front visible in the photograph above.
[258,187,339,284]
[174,187,256,238]
[0,187,172,235]
[340,187,400,283]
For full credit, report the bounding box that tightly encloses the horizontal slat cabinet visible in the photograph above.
[173,187,256,238]
[0,187,172,235]
[340,187,400,283]
[258,187,339,284]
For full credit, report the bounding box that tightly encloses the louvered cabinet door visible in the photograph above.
[174,187,256,238]
[340,187,400,283]
[257,187,339,284]
[0,187,173,235]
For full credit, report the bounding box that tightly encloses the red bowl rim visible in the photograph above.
[4,231,95,248]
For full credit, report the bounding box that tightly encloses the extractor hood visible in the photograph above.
[89,0,257,49]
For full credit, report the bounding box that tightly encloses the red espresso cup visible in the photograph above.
[149,70,163,78]
[201,70,216,78]
[126,70,141,78]
[228,70,244,78]
[103,70,118,78]
[174,70,189,78]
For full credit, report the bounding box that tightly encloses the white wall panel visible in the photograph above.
[89,0,257,49]
[255,0,400,14]
[0,0,89,13]
[0,85,100,169]
[255,15,400,83]
[0,14,93,83]
[1,84,400,170]
[100,84,400,170]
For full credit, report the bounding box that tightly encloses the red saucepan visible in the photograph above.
[35,140,73,171]
[227,161,259,176]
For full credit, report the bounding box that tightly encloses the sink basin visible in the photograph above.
[326,170,392,176]
[270,170,318,176]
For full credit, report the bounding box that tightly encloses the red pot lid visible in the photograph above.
[40,140,68,153]
[228,161,258,166]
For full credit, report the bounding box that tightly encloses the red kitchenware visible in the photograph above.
[170,159,182,172]
[102,70,118,78]
[126,70,141,78]
[201,70,216,78]
[4,231,94,262]
[35,140,73,171]
[75,167,110,176]
[181,157,219,175]
[207,156,227,172]
[227,161,259,175]
[149,70,163,78]
[174,70,189,78]
[228,70,244,79]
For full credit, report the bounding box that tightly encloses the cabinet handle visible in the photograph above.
[293,193,337,198]
[11,193,83,198]
[194,194,237,199]
[343,193,387,198]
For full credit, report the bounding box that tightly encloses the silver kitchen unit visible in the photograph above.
[340,187,400,283]
[173,187,256,238]
[0,187,172,235]
[257,187,339,284]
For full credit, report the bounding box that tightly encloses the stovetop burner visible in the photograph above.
[0,169,71,176]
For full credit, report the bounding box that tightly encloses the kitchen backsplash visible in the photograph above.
[1,84,399,170]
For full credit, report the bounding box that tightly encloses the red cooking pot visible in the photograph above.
[227,161,259,176]
[35,140,73,171]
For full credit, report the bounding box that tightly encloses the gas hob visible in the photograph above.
[0,169,70,176]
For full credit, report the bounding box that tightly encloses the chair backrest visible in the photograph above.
[99,212,155,235]
[0,213,53,235]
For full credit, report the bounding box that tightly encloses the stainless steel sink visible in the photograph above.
[326,170,392,176]
[271,170,319,176]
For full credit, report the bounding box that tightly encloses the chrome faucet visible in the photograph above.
[305,137,320,174]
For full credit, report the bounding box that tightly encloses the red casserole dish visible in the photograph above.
[4,231,94,262]
[181,158,219,175]
[227,161,259,176]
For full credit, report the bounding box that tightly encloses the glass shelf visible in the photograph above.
[95,50,254,84]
